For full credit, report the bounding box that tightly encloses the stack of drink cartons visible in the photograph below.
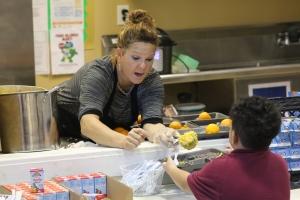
[270,117,300,175]
[53,172,107,199]
[2,180,69,200]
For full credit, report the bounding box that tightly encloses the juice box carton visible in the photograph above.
[66,175,82,194]
[23,192,43,200]
[289,159,300,171]
[43,188,56,200]
[45,180,69,200]
[78,174,94,194]
[89,172,107,196]
[53,176,71,188]
[290,147,300,159]
[30,168,45,193]
[82,193,107,200]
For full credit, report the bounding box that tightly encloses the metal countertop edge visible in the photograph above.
[161,63,300,84]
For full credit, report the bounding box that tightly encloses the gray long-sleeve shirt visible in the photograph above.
[56,56,164,130]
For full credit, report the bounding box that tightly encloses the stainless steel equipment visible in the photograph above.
[0,0,35,85]
[0,85,58,153]
[168,22,300,71]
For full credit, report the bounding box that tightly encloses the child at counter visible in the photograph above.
[163,96,290,200]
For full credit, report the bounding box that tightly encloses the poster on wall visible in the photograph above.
[50,29,84,75]
[50,0,84,29]
[32,0,86,75]
[32,0,50,75]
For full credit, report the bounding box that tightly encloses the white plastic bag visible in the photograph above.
[120,160,165,196]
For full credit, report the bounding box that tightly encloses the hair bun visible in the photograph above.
[128,9,154,27]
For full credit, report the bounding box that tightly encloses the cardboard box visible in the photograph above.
[0,176,133,200]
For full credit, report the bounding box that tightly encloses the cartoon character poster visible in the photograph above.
[50,28,84,74]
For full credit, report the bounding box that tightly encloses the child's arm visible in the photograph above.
[163,157,192,193]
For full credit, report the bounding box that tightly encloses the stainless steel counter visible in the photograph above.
[161,63,300,84]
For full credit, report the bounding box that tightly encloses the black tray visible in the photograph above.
[163,112,228,124]
[162,148,223,185]
[290,171,300,189]
[183,121,229,140]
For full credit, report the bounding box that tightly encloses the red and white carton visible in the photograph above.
[89,172,107,196]
[82,193,107,200]
[78,173,95,194]
[45,180,69,200]
[30,168,45,193]
[53,176,71,188]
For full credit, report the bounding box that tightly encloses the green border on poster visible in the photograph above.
[47,0,86,36]
[83,0,87,41]
[47,0,51,30]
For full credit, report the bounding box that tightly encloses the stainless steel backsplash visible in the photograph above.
[168,22,300,71]
[0,0,35,85]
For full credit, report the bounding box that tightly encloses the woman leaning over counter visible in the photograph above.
[55,9,176,150]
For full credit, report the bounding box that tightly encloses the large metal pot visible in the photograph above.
[0,85,59,153]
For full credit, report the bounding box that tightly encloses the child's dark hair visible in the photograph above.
[229,96,281,150]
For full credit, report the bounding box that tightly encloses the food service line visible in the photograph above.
[0,139,299,199]
[0,139,228,184]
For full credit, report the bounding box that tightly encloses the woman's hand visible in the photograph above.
[143,123,179,147]
[152,126,179,147]
[120,128,146,150]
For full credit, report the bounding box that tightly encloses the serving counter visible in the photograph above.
[0,139,228,184]
[0,138,299,199]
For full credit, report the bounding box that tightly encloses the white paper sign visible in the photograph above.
[50,0,84,29]
[50,29,84,74]
[32,0,50,75]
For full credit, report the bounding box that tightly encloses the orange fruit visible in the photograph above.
[114,127,129,136]
[169,120,182,129]
[205,123,220,134]
[198,112,212,120]
[220,118,232,127]
[180,124,190,130]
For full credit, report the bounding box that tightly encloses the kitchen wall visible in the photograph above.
[36,0,300,89]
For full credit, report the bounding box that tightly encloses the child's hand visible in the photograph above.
[162,156,177,173]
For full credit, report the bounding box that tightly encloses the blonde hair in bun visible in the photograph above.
[117,9,159,49]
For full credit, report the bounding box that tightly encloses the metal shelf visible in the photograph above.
[161,63,300,84]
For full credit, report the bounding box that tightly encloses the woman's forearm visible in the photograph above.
[80,114,125,148]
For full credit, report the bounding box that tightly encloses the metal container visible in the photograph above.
[0,85,59,153]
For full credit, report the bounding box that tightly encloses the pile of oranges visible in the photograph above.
[167,112,233,136]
